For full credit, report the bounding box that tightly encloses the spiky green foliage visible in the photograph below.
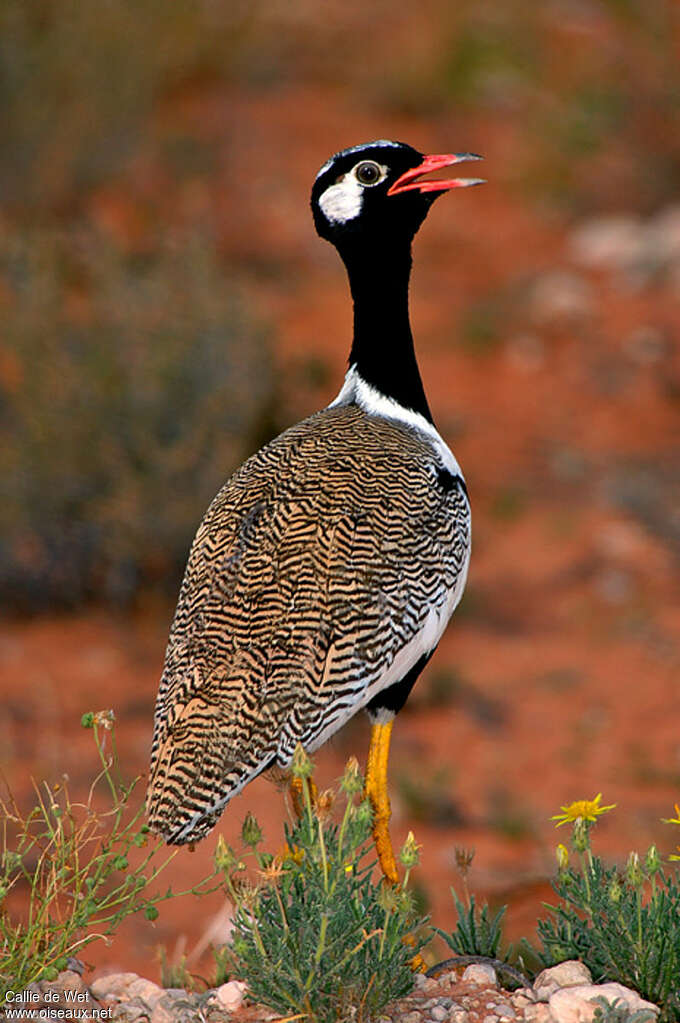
[221,756,426,1023]
[537,855,680,1020]
[435,888,507,959]
[539,802,680,1022]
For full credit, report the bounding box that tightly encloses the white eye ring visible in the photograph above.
[353,160,385,186]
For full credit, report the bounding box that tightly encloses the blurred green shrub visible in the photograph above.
[0,227,274,610]
[0,0,252,207]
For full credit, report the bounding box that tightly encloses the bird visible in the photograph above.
[147,140,483,884]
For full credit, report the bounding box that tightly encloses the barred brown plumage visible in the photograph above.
[147,140,482,871]
[148,404,469,843]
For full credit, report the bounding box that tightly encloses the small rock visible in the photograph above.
[483,1016,498,1023]
[530,270,593,325]
[534,960,593,1000]
[66,959,85,976]
[524,1003,551,1023]
[649,204,680,264]
[90,973,141,1002]
[569,216,646,271]
[56,970,88,995]
[431,1006,448,1021]
[402,1012,422,1023]
[151,1004,175,1023]
[213,980,247,1012]
[449,1012,467,1023]
[549,983,659,1023]
[126,979,164,1010]
[462,963,498,987]
[497,1006,516,1019]
[421,978,442,996]
[414,973,429,989]
[112,1004,149,1023]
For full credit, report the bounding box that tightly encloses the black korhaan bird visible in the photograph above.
[147,140,483,882]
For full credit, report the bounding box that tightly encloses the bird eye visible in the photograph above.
[354,161,383,186]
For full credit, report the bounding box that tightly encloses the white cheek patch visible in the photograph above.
[318,175,364,225]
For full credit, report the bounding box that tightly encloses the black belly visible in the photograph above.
[365,650,433,719]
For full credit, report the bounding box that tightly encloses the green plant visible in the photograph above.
[0,226,273,610]
[435,888,507,960]
[0,711,219,998]
[537,795,680,1022]
[434,847,507,961]
[592,996,658,1023]
[158,946,196,992]
[220,749,426,1023]
[212,943,232,987]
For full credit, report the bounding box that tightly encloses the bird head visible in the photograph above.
[311,140,484,248]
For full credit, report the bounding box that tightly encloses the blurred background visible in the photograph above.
[1,0,679,981]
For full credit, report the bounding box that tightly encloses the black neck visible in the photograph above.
[338,236,433,424]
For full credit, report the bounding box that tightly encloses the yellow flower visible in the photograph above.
[551,793,616,828]
[662,803,680,826]
[278,843,305,866]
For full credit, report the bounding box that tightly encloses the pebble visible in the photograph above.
[461,963,498,987]
[125,978,165,1010]
[151,1004,174,1023]
[80,960,663,1023]
[569,215,646,270]
[213,980,247,1011]
[111,1005,148,1023]
[90,973,141,1002]
[530,269,593,324]
[524,1003,551,1023]
[533,960,592,1001]
[56,970,88,994]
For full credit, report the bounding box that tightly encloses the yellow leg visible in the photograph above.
[290,775,318,819]
[365,719,399,885]
[365,720,427,972]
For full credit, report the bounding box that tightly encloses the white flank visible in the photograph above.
[330,365,465,478]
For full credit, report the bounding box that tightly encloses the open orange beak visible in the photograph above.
[387,152,485,196]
